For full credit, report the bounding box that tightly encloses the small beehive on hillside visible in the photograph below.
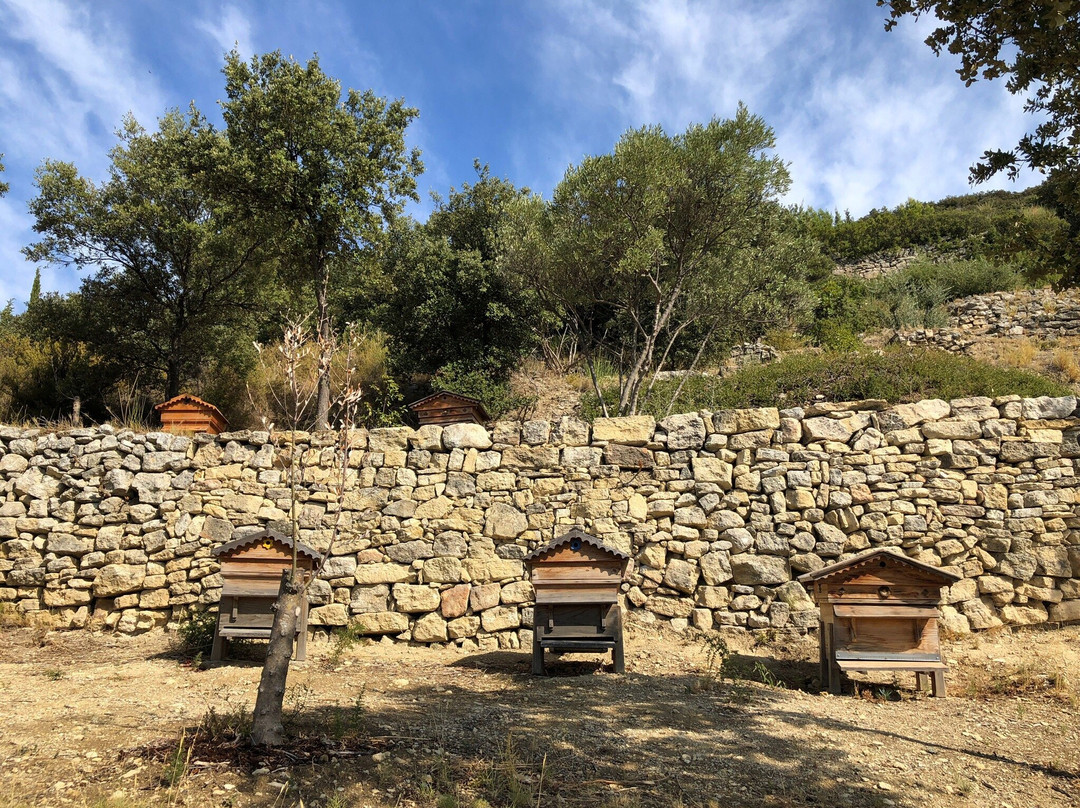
[210,527,321,662]
[155,394,228,434]
[799,549,960,697]
[525,528,631,674]
[408,391,490,426]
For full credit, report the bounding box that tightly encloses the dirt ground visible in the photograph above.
[0,623,1077,808]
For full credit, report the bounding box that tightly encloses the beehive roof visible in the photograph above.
[524,528,631,562]
[797,548,960,586]
[154,393,226,419]
[211,526,322,562]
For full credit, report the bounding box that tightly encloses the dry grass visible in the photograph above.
[1051,347,1080,382]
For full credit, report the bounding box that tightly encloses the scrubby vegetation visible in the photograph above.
[584,348,1071,418]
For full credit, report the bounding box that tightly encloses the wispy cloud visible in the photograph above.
[0,0,164,303]
[529,0,1037,214]
[195,2,255,61]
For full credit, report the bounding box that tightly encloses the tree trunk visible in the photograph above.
[314,257,331,431]
[166,357,182,400]
[250,569,303,746]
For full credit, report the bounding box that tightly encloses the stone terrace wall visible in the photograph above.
[899,288,1080,353]
[2,397,1080,649]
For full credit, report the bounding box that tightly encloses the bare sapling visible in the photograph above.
[249,319,365,746]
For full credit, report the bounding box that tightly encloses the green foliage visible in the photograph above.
[0,153,8,196]
[823,191,1065,269]
[173,608,217,662]
[430,362,534,419]
[222,49,422,428]
[513,108,815,415]
[380,163,541,379]
[585,347,1070,416]
[25,106,271,401]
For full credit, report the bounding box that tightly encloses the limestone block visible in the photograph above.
[42,587,91,607]
[552,416,590,446]
[93,564,146,597]
[483,503,528,540]
[501,446,559,469]
[139,588,171,609]
[939,605,970,635]
[691,457,733,488]
[385,540,434,564]
[353,563,412,585]
[470,582,501,612]
[423,557,463,583]
[638,544,666,569]
[674,507,707,528]
[696,586,730,609]
[876,399,950,431]
[961,597,1003,629]
[349,584,389,613]
[413,612,448,642]
[644,596,693,618]
[481,605,521,632]
[592,416,655,446]
[46,534,94,556]
[731,554,788,585]
[393,584,441,612]
[1021,395,1076,420]
[413,425,444,452]
[448,615,481,639]
[1035,546,1072,578]
[463,557,523,582]
[659,413,706,450]
[358,611,409,634]
[441,584,471,618]
[921,420,982,440]
[369,427,414,452]
[501,581,534,604]
[0,454,28,473]
[562,447,603,467]
[699,551,732,585]
[663,558,700,594]
[1001,602,1049,625]
[441,423,493,450]
[1049,600,1080,623]
[521,420,551,445]
[415,496,455,520]
[321,556,358,579]
[603,444,654,468]
[802,414,869,443]
[773,581,816,612]
[712,408,780,434]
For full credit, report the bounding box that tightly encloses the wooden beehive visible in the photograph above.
[525,528,631,674]
[408,391,490,426]
[210,528,321,662]
[154,394,228,435]
[798,549,960,696]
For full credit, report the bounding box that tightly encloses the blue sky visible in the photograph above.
[0,0,1039,307]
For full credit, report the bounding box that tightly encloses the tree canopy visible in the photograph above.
[881,0,1080,280]
[221,50,423,428]
[512,107,812,416]
[25,106,272,399]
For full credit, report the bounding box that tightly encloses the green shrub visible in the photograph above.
[584,348,1069,416]
[174,608,217,661]
[431,362,535,418]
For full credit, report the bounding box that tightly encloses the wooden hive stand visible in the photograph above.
[525,528,631,675]
[210,528,322,663]
[799,549,960,697]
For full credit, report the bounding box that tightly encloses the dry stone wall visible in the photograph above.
[3,398,1080,649]
[899,288,1080,353]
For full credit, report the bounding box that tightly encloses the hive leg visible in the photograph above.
[916,672,930,692]
[931,670,946,698]
[825,624,842,695]
[817,620,827,691]
[211,630,226,662]
[532,632,545,676]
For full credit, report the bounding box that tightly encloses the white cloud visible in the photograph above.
[0,0,164,304]
[195,2,255,60]
[529,0,1038,215]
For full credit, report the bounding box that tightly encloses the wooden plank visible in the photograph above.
[835,650,942,662]
[836,659,947,672]
[534,591,619,605]
[833,604,940,619]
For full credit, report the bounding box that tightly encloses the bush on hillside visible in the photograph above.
[582,347,1070,418]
